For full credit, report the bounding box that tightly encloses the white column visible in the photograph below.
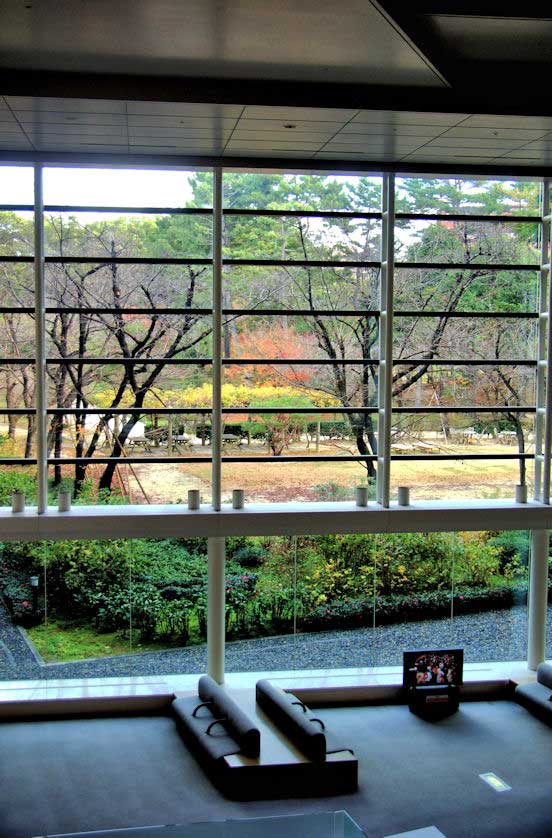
[528,529,549,670]
[34,164,48,513]
[207,166,225,683]
[376,173,395,507]
[535,178,551,502]
[208,536,225,683]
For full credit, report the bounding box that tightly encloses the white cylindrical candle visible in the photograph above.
[58,490,71,512]
[515,484,528,504]
[397,486,410,506]
[232,489,245,509]
[11,491,25,513]
[188,489,201,510]
[355,486,369,507]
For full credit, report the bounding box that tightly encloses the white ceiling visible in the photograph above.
[2,96,552,167]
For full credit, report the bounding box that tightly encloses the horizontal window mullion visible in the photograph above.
[44,307,211,316]
[43,205,211,215]
[47,407,213,415]
[44,256,212,265]
[221,406,378,414]
[223,358,379,365]
[396,212,540,224]
[392,358,536,366]
[0,307,34,314]
[394,310,538,319]
[0,408,34,415]
[0,458,37,465]
[43,407,379,415]
[391,453,534,461]
[223,259,381,268]
[224,208,382,220]
[392,405,535,414]
[221,455,377,462]
[223,308,380,317]
[47,457,212,465]
[397,261,538,271]
[44,357,211,365]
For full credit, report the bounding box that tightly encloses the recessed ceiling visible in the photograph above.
[2,5,552,169]
[0,0,444,87]
[2,96,552,167]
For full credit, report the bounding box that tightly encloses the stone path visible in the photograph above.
[1,601,549,682]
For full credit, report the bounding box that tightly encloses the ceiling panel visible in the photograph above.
[127,127,232,140]
[226,140,322,151]
[127,116,238,130]
[2,97,552,169]
[231,131,330,145]
[129,145,223,155]
[127,102,243,118]
[439,126,549,142]
[15,112,127,127]
[351,111,468,127]
[27,124,128,139]
[242,107,357,123]
[421,137,523,150]
[460,115,552,131]
[37,142,130,153]
[5,96,126,114]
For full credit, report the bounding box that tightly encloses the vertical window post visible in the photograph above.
[376,172,395,507]
[208,166,225,683]
[528,177,551,669]
[34,163,48,513]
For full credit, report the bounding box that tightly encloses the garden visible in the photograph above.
[0,515,536,664]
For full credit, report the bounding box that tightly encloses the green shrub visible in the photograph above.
[301,585,518,633]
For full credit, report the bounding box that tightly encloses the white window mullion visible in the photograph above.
[376,173,395,507]
[33,163,48,513]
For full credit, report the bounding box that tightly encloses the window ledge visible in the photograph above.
[0,498,549,541]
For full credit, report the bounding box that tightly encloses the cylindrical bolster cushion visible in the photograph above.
[537,662,552,689]
[198,675,260,757]
[256,679,326,761]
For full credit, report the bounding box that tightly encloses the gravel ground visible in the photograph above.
[1,602,550,681]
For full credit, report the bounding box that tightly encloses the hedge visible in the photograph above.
[300,585,525,633]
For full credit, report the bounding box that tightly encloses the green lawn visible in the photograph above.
[26,620,174,663]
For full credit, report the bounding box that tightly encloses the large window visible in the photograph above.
[0,164,549,684]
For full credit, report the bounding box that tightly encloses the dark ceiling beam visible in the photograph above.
[394,4,552,16]
[0,149,549,180]
[3,67,552,117]
[374,2,460,87]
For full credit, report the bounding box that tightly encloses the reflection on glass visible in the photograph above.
[451,531,529,664]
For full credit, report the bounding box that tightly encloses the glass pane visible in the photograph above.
[224,266,380,312]
[396,177,540,217]
[224,215,381,261]
[223,172,382,212]
[43,167,210,209]
[452,530,529,664]
[394,316,537,361]
[394,267,539,312]
[396,219,539,266]
[44,212,212,260]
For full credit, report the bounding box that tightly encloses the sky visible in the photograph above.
[0,165,196,211]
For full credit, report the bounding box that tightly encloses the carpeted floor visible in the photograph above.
[1,701,552,838]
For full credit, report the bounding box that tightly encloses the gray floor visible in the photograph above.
[1,701,552,838]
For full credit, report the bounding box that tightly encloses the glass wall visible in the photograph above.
[0,164,547,683]
[0,530,531,681]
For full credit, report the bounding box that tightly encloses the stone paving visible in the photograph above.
[1,599,549,682]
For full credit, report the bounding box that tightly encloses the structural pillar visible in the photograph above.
[528,529,549,670]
